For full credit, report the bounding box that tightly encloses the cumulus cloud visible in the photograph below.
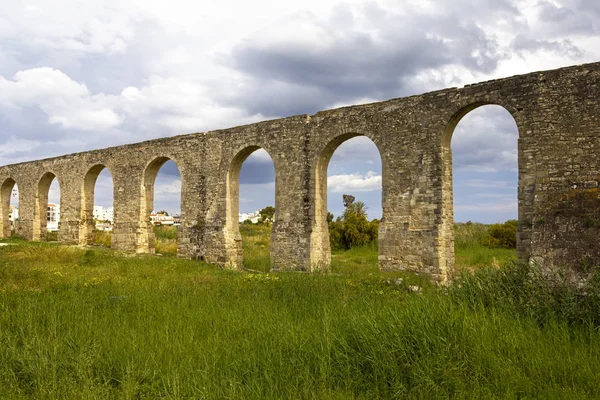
[451,105,518,172]
[328,171,381,193]
[222,2,509,115]
[461,179,515,189]
[0,68,123,131]
[455,202,518,213]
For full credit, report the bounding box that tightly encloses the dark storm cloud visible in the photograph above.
[221,2,510,116]
[451,105,518,172]
[156,160,181,178]
[511,34,583,58]
[536,0,600,36]
[239,158,275,184]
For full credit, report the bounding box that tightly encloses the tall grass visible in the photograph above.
[1,241,599,398]
[240,224,271,272]
[454,222,515,269]
[154,226,178,256]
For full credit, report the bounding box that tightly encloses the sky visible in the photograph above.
[2,0,599,222]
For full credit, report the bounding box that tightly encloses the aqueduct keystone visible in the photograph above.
[2,62,600,283]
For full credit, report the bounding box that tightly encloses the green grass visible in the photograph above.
[240,224,272,272]
[1,224,597,398]
[454,222,516,270]
[1,241,599,398]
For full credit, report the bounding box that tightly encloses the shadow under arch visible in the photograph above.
[310,132,384,270]
[34,171,60,241]
[225,145,276,269]
[440,101,521,280]
[0,177,18,238]
[80,164,113,246]
[138,156,182,254]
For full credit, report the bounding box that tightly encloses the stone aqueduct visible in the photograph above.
[1,62,600,283]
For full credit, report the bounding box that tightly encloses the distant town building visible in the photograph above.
[239,210,261,223]
[95,222,113,232]
[150,212,175,226]
[47,203,60,232]
[9,205,18,222]
[93,205,114,223]
[9,206,18,230]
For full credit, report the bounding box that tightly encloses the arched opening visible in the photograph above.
[238,148,276,271]
[312,134,383,272]
[35,172,61,241]
[442,104,519,273]
[139,158,181,255]
[0,178,19,238]
[226,146,276,270]
[80,165,114,247]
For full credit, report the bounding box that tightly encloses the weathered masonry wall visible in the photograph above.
[1,62,599,283]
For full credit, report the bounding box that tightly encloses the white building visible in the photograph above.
[150,212,175,226]
[239,210,261,223]
[9,205,18,222]
[93,205,114,223]
[9,206,18,230]
[47,203,60,232]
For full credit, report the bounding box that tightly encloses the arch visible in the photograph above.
[225,145,276,269]
[138,156,182,254]
[310,132,384,270]
[441,101,520,148]
[80,164,113,246]
[440,102,520,279]
[0,177,17,238]
[34,171,60,241]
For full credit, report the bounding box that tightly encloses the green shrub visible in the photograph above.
[94,230,112,247]
[154,225,178,240]
[482,220,517,249]
[328,209,378,250]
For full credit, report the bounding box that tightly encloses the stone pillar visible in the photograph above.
[15,177,35,241]
[57,173,81,244]
[112,167,143,252]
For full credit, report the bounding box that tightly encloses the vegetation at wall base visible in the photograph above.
[1,233,600,398]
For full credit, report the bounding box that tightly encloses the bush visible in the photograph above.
[482,220,517,249]
[329,207,378,250]
[94,230,112,247]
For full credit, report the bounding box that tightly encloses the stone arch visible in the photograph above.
[138,156,182,254]
[34,171,61,241]
[225,145,277,269]
[310,131,384,270]
[439,101,521,278]
[79,164,113,246]
[0,177,17,238]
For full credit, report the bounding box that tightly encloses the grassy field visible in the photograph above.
[1,226,599,398]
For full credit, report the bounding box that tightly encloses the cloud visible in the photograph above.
[454,201,518,213]
[154,179,181,195]
[0,137,42,158]
[535,0,599,36]
[222,2,509,116]
[328,171,381,193]
[511,34,583,57]
[461,179,515,189]
[451,105,518,172]
[0,68,123,131]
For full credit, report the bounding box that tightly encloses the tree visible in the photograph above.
[328,195,378,250]
[327,212,334,223]
[344,200,367,219]
[156,210,169,216]
[259,206,275,226]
